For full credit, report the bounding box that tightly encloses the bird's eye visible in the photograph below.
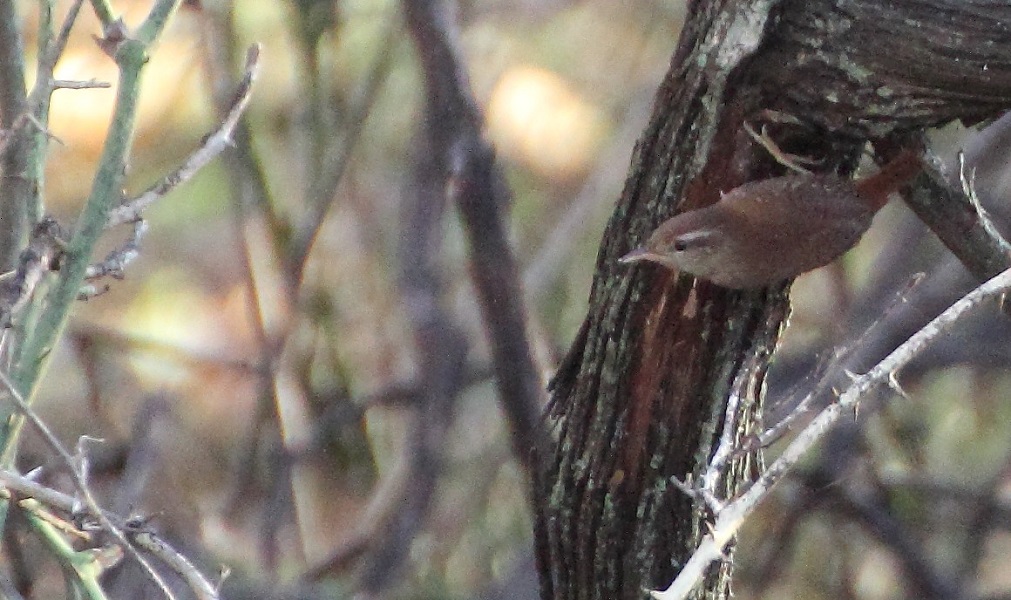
[673,240,688,252]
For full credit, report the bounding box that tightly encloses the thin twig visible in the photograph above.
[133,533,219,600]
[52,79,111,90]
[8,0,185,444]
[30,0,87,106]
[0,369,178,600]
[959,151,1008,254]
[742,121,811,174]
[0,468,220,600]
[20,0,88,227]
[905,151,1011,284]
[759,271,927,447]
[85,219,146,281]
[107,44,261,227]
[651,267,1011,600]
[202,12,293,556]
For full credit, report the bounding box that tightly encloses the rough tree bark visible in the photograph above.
[533,1,1011,599]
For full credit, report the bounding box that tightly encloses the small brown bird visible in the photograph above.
[620,150,923,288]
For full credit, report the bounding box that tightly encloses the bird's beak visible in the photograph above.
[619,247,663,265]
[620,247,681,271]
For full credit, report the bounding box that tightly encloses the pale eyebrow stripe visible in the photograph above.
[675,230,716,247]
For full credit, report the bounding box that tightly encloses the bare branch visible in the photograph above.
[0,468,220,600]
[133,533,220,600]
[85,218,146,281]
[903,151,1011,285]
[288,21,398,282]
[51,79,110,90]
[106,43,261,227]
[0,369,179,600]
[652,266,1011,600]
[405,0,545,473]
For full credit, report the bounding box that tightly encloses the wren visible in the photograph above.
[620,150,924,289]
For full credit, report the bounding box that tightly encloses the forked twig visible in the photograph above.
[106,44,262,227]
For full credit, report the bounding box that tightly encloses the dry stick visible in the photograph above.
[0,369,179,600]
[757,271,928,448]
[85,219,147,284]
[959,152,1006,254]
[0,469,220,600]
[651,266,1011,600]
[345,13,472,588]
[88,42,258,350]
[133,532,220,600]
[33,0,87,102]
[907,152,1011,285]
[106,43,262,227]
[51,79,110,90]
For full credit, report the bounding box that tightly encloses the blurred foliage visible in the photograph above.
[12,0,684,598]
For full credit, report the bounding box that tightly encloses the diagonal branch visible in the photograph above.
[107,44,261,227]
[652,267,1011,600]
[0,369,179,600]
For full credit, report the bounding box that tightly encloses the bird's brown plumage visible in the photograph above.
[620,151,922,288]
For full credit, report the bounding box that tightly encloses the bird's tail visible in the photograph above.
[855,149,924,210]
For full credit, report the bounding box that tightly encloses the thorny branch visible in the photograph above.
[0,369,182,600]
[73,44,258,298]
[0,15,261,600]
[0,468,221,600]
[107,43,262,227]
[17,0,90,233]
[0,43,259,340]
[652,267,1011,600]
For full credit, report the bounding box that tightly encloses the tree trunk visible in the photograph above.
[533,1,1011,599]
